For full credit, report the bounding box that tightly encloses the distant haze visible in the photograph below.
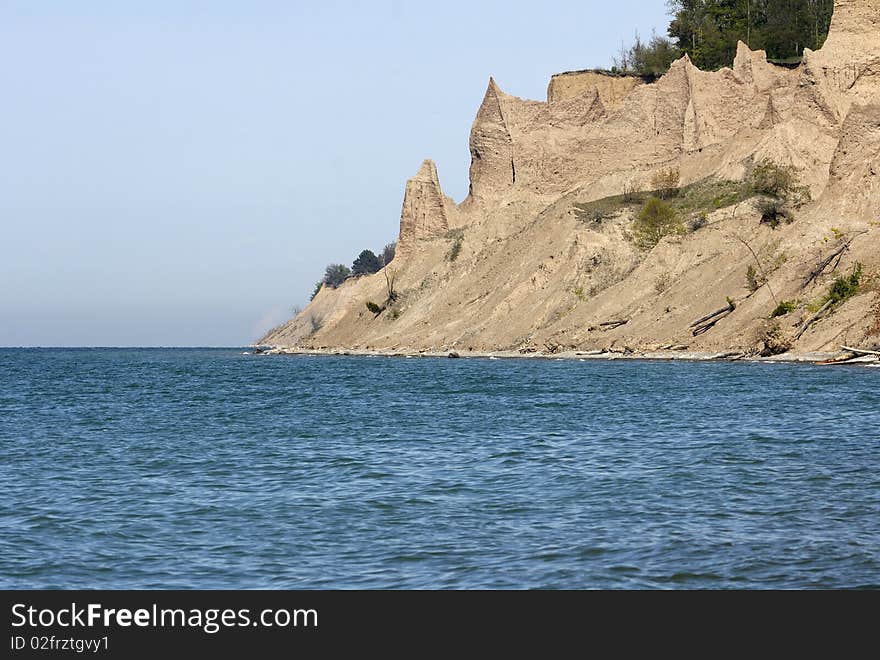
[0,1,669,346]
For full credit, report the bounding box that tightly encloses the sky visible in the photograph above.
[0,1,671,346]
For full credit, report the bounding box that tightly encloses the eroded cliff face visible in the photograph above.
[397,160,456,255]
[263,0,880,356]
[546,70,643,109]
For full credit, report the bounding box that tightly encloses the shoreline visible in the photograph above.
[247,346,880,366]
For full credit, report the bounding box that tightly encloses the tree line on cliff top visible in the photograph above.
[311,242,397,300]
[613,0,834,77]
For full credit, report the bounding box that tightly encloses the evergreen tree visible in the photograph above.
[351,250,382,277]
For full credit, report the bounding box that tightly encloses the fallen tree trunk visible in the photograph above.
[690,302,736,328]
[795,300,833,340]
[840,345,880,356]
[589,319,629,331]
[802,231,868,288]
[661,344,689,351]
[692,309,735,336]
[690,300,736,336]
[819,354,880,365]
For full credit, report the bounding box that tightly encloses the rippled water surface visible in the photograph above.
[1,348,878,589]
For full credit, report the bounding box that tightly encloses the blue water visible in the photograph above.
[1,348,878,589]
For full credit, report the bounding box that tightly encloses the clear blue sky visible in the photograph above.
[0,1,670,346]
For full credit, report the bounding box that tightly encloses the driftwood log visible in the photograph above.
[802,231,868,288]
[588,319,629,331]
[819,348,880,365]
[841,345,880,356]
[690,300,736,336]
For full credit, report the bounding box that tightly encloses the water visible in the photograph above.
[1,348,878,589]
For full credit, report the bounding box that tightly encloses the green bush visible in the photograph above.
[633,197,683,249]
[310,280,323,301]
[751,160,795,197]
[770,300,797,318]
[365,301,384,315]
[750,159,811,208]
[824,263,863,306]
[755,197,792,229]
[746,264,763,292]
[613,31,681,79]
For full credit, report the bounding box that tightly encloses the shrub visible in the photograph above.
[588,209,607,224]
[323,263,351,288]
[381,242,397,266]
[310,280,323,301]
[770,300,797,318]
[651,167,681,199]
[613,30,680,79]
[365,301,384,315]
[632,196,683,249]
[384,268,398,303]
[750,159,811,206]
[755,197,792,228]
[691,211,708,231]
[655,272,673,294]
[760,322,793,356]
[308,314,323,334]
[824,263,863,306]
[745,264,764,292]
[622,179,642,203]
[352,250,382,277]
[751,159,795,197]
[447,235,463,262]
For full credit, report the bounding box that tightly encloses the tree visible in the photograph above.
[665,0,834,70]
[749,158,811,226]
[351,249,382,277]
[651,167,681,199]
[633,197,683,249]
[323,263,351,288]
[381,242,397,266]
[613,30,680,78]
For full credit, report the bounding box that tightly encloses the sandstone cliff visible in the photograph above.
[262,0,880,358]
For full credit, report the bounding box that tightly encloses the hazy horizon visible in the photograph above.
[1,1,670,346]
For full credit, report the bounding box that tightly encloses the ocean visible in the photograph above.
[1,348,878,589]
